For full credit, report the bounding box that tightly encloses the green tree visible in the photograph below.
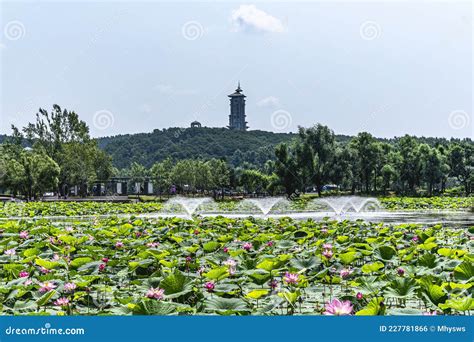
[380,164,396,194]
[151,158,173,197]
[15,105,112,196]
[420,145,443,196]
[449,144,473,195]
[397,135,422,195]
[351,132,379,193]
[0,145,59,199]
[298,124,336,196]
[274,143,299,197]
[207,159,230,199]
[239,169,269,194]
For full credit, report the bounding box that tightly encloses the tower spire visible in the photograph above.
[228,82,248,131]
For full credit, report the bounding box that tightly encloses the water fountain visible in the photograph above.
[243,197,286,215]
[2,195,472,227]
[311,196,381,215]
[161,196,214,216]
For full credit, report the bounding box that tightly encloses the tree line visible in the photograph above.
[115,124,473,197]
[0,106,472,198]
[273,125,472,197]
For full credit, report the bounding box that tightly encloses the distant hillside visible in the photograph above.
[98,127,298,169]
[5,126,467,170]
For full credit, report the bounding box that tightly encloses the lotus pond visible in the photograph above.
[0,215,472,316]
[0,202,164,218]
[0,196,472,218]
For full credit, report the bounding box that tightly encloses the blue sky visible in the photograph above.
[1,1,472,138]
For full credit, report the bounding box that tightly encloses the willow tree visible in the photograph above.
[13,105,112,196]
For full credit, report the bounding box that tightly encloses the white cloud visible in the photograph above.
[231,5,285,33]
[257,96,281,108]
[0,43,6,49]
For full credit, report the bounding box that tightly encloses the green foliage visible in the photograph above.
[1,105,112,197]
[0,209,472,316]
[159,271,193,299]
[99,127,295,169]
[356,297,386,316]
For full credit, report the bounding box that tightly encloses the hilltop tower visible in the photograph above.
[228,82,248,131]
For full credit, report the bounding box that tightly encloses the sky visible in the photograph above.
[0,0,472,139]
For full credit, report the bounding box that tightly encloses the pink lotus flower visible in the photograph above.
[54,297,70,306]
[39,281,57,293]
[324,298,354,316]
[269,279,278,289]
[146,242,159,248]
[185,256,192,263]
[322,249,333,259]
[321,228,328,234]
[224,259,237,275]
[422,311,438,316]
[283,272,299,285]
[40,267,50,274]
[204,281,215,292]
[146,287,165,300]
[322,243,333,250]
[267,241,274,247]
[102,258,109,263]
[411,236,419,243]
[99,263,106,272]
[19,271,29,278]
[197,266,206,276]
[135,232,142,238]
[223,247,229,253]
[340,268,353,279]
[52,254,60,261]
[4,248,16,256]
[194,229,200,235]
[397,268,405,276]
[65,226,74,232]
[19,231,29,239]
[24,279,32,286]
[356,292,363,300]
[242,242,253,251]
[64,282,77,292]
[115,241,124,248]
[223,258,237,267]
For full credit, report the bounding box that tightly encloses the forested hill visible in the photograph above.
[98,127,302,169]
[93,127,471,169]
